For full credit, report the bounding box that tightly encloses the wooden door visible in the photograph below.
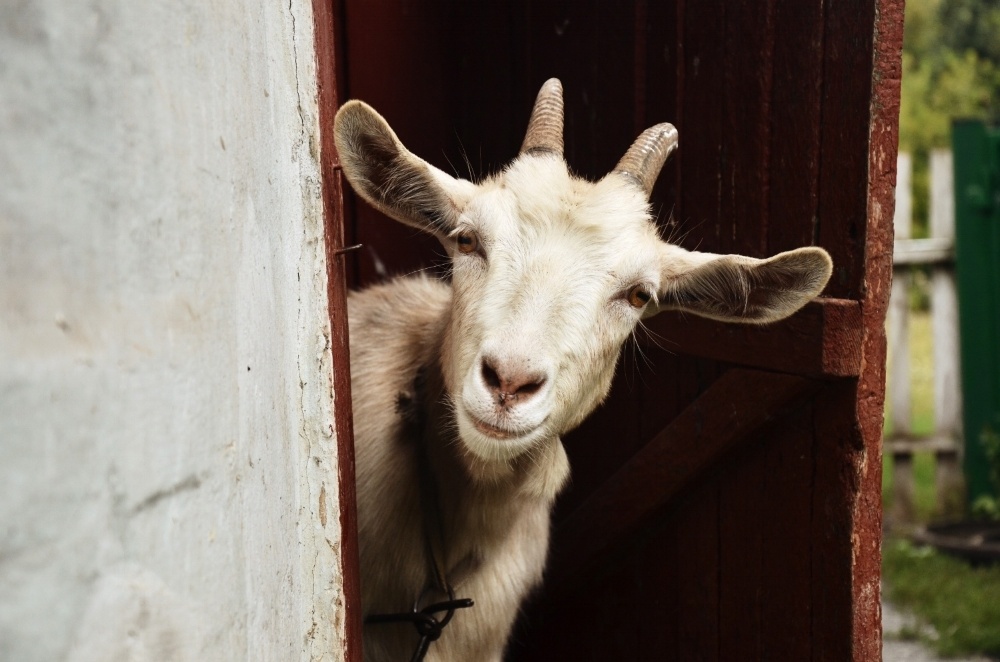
[335,1,902,658]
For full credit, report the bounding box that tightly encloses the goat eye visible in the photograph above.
[456,232,479,255]
[627,285,652,308]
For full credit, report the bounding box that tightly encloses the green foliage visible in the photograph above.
[883,538,1000,657]
[971,425,1000,520]
[971,494,1000,520]
[938,0,1000,64]
[898,0,1000,235]
[982,424,1000,489]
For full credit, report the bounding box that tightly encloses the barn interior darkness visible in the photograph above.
[336,0,887,659]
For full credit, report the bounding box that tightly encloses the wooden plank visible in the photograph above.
[888,155,912,437]
[893,237,955,265]
[637,516,680,657]
[889,154,913,527]
[929,149,954,240]
[342,0,458,287]
[768,0,825,255]
[885,434,960,454]
[452,3,523,173]
[314,0,362,657]
[555,363,644,517]
[930,150,961,440]
[816,0,877,301]
[888,149,912,525]
[676,0,725,254]
[718,436,765,660]
[720,0,775,257]
[895,152,912,239]
[849,0,903,657]
[936,450,965,518]
[521,0,637,180]
[507,524,649,661]
[547,368,816,589]
[642,297,864,378]
[810,382,859,662]
[890,451,917,525]
[761,402,814,660]
[676,486,720,662]
[930,148,965,518]
[642,0,679,223]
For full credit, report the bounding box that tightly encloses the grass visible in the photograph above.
[883,302,1000,659]
[883,538,1000,657]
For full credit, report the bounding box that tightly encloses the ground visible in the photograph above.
[883,595,999,662]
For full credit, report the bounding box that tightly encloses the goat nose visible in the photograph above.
[481,357,547,405]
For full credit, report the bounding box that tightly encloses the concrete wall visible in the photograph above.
[0,1,346,659]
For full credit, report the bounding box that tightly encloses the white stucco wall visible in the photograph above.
[0,1,346,660]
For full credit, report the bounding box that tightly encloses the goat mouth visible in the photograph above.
[471,417,519,440]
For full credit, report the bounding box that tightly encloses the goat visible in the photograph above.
[334,78,832,661]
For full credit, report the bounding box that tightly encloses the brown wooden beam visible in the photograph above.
[642,297,862,378]
[547,368,818,590]
[313,0,362,658]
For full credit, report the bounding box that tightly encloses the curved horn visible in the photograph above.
[613,123,679,197]
[520,78,564,156]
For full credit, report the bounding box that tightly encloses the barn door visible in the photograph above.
[337,1,902,658]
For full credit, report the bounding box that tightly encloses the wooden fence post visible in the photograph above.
[930,149,964,518]
[888,152,915,525]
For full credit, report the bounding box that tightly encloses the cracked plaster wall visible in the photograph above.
[0,1,346,659]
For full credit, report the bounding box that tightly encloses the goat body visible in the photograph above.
[349,277,567,661]
[336,79,833,661]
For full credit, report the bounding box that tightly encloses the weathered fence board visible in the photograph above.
[886,149,964,525]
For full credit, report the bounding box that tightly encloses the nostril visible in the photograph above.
[515,377,545,397]
[481,361,501,391]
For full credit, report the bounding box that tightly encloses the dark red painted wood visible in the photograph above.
[760,403,815,660]
[817,0,877,300]
[554,365,644,516]
[676,0,725,254]
[718,438,765,661]
[637,520,680,657]
[313,0,361,658]
[522,0,638,180]
[720,0,776,257]
[675,485,721,661]
[341,1,457,286]
[641,0,680,231]
[643,297,865,378]
[768,0,826,255]
[548,369,816,589]
[811,382,862,662]
[853,0,904,657]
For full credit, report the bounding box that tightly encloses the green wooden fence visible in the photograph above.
[952,120,1000,505]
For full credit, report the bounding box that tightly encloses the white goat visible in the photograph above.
[335,79,832,661]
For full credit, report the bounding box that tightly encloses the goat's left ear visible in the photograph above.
[333,100,474,238]
[645,244,833,324]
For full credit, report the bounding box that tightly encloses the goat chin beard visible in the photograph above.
[455,407,552,464]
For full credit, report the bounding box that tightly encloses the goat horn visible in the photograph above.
[520,78,564,156]
[613,123,679,197]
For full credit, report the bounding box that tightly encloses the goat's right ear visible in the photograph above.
[646,244,833,324]
[334,101,474,238]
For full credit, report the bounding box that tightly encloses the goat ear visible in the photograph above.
[646,244,833,324]
[333,100,473,237]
